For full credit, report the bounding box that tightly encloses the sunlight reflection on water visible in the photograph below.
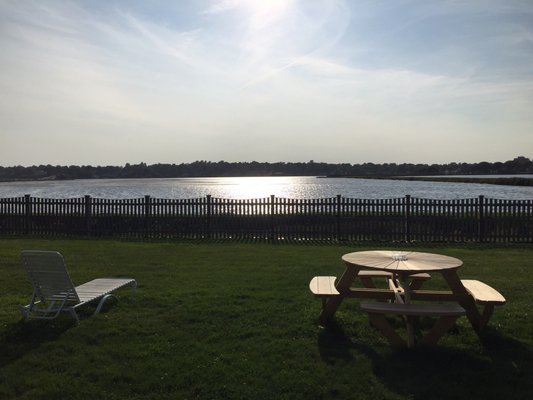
[0,176,532,200]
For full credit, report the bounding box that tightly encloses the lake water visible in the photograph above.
[0,176,532,200]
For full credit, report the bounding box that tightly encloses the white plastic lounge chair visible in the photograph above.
[19,250,137,322]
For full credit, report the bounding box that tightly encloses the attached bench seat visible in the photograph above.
[309,276,340,310]
[360,301,465,348]
[309,276,339,297]
[461,280,506,304]
[310,271,431,295]
[357,270,431,290]
[309,271,431,307]
[360,302,466,317]
[461,279,505,331]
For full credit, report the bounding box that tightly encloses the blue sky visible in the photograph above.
[1,0,532,166]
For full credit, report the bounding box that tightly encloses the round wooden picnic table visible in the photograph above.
[340,250,470,347]
[316,250,486,347]
[341,250,463,274]
[341,250,464,305]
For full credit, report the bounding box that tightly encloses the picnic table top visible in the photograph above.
[342,251,463,273]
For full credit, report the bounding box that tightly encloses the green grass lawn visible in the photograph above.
[0,238,532,400]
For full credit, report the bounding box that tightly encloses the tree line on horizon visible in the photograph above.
[0,156,532,181]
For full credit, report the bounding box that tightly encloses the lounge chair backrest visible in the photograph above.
[21,250,80,304]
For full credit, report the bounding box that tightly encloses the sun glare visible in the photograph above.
[242,0,292,14]
[241,0,294,29]
[221,176,296,199]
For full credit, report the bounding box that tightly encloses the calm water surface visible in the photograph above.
[1,177,532,200]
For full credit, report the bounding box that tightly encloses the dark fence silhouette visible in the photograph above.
[0,194,532,242]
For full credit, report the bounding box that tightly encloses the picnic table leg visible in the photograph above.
[319,296,343,325]
[399,275,417,348]
[479,303,495,332]
[405,316,416,348]
[417,315,461,346]
[441,270,481,333]
[319,265,360,325]
[367,313,407,348]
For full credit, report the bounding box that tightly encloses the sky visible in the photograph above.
[1,0,533,167]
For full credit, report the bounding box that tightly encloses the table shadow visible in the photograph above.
[317,320,357,363]
[317,324,533,400]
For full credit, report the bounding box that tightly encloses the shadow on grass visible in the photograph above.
[318,324,533,400]
[0,299,120,369]
[0,318,74,368]
[317,320,356,363]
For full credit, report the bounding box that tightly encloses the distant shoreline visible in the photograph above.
[1,157,532,182]
[325,176,533,187]
[2,175,533,187]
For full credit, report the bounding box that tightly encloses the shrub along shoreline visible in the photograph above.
[330,176,533,187]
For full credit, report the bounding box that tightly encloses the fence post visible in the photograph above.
[206,195,212,239]
[270,194,276,242]
[336,194,342,242]
[144,195,151,238]
[404,195,411,242]
[24,194,31,235]
[84,195,92,236]
[478,195,485,242]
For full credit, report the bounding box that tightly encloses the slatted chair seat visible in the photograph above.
[19,250,137,322]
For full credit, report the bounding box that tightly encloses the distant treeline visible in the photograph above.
[1,156,532,182]
[377,176,533,187]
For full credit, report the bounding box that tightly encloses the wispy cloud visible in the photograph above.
[237,0,351,87]
[202,0,242,15]
[120,11,202,68]
[1,0,532,165]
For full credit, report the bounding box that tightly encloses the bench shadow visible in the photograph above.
[318,324,533,400]
[0,318,75,368]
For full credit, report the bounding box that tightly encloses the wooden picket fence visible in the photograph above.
[0,194,532,242]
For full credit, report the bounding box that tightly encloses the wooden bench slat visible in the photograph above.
[309,276,340,297]
[461,280,506,304]
[360,302,466,317]
[357,270,431,280]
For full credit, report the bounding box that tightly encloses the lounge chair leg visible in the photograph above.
[130,280,138,295]
[19,305,29,320]
[20,291,37,319]
[94,294,117,315]
[70,309,80,323]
